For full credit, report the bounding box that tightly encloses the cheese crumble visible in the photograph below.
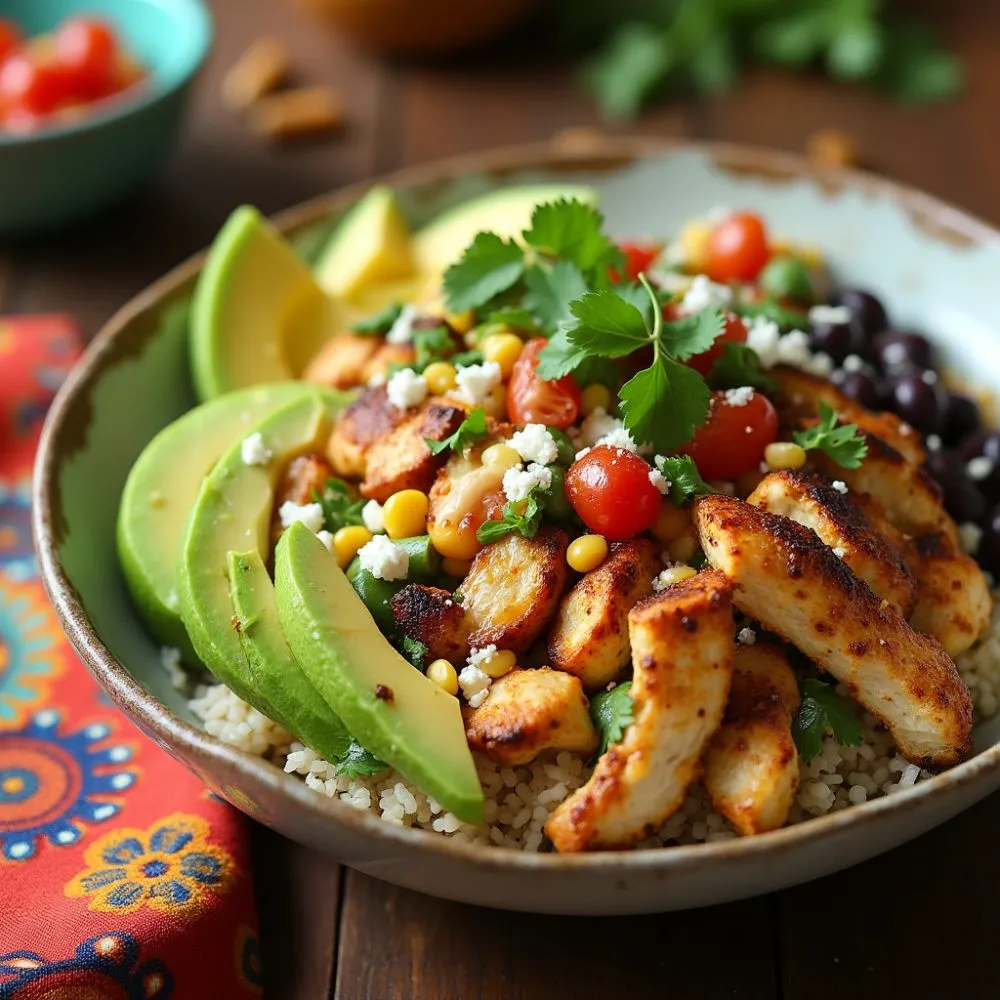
[808,304,852,326]
[240,432,272,467]
[831,480,849,495]
[455,361,501,405]
[385,304,417,344]
[510,424,558,466]
[362,499,385,534]
[357,535,409,581]
[724,386,755,407]
[736,627,757,646]
[967,456,994,482]
[316,530,334,553]
[386,368,428,410]
[681,274,732,313]
[578,407,621,448]
[502,463,552,503]
[278,501,325,533]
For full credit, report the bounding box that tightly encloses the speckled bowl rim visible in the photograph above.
[32,134,1000,877]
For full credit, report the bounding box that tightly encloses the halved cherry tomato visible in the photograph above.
[54,17,117,98]
[609,241,663,283]
[685,313,748,377]
[0,52,67,115]
[508,338,581,430]
[0,20,22,66]
[705,212,770,283]
[682,390,778,481]
[565,445,662,541]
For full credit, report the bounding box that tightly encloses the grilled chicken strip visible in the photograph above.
[703,642,801,836]
[693,494,972,769]
[545,571,734,852]
[748,470,917,616]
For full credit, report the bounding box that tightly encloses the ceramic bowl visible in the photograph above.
[34,137,1000,914]
[0,0,212,237]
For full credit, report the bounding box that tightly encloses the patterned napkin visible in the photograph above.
[0,316,262,998]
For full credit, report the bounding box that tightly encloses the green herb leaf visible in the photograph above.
[451,348,486,368]
[312,478,365,533]
[710,342,775,391]
[656,454,712,506]
[476,493,546,545]
[875,21,963,103]
[350,301,404,335]
[827,16,884,80]
[444,233,526,312]
[535,328,592,382]
[412,325,454,371]
[731,297,809,330]
[484,306,541,332]
[425,407,489,456]
[590,681,635,759]
[522,198,623,278]
[584,21,674,120]
[620,355,711,455]
[658,307,725,362]
[401,635,428,669]
[793,402,869,469]
[335,740,388,778]
[792,678,864,763]
[754,9,831,68]
[565,289,651,356]
[523,260,588,333]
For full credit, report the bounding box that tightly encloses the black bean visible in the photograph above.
[942,394,981,446]
[837,288,888,337]
[809,320,852,362]
[924,451,987,523]
[980,508,1000,574]
[885,372,944,435]
[874,330,934,372]
[838,371,880,409]
[959,430,1000,464]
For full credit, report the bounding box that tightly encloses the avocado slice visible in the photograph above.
[275,522,483,823]
[117,382,313,659]
[177,389,351,711]
[229,549,352,761]
[191,206,339,401]
[314,186,416,302]
[413,183,598,277]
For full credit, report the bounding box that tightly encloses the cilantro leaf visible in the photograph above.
[792,678,864,763]
[522,198,623,278]
[476,493,545,544]
[335,740,388,778]
[572,356,622,390]
[451,348,485,368]
[484,306,541,332]
[425,407,489,456]
[658,307,725,362]
[351,301,404,335]
[411,325,454,371]
[710,342,775,391]
[620,355,711,455]
[590,681,635,759]
[565,289,650,357]
[523,260,588,333]
[793,402,869,469]
[312,477,365,533]
[535,327,591,382]
[444,233,526,312]
[401,635,428,669]
[657,454,712,506]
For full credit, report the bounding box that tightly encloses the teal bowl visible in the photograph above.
[0,0,212,237]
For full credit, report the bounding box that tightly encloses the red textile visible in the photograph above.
[0,316,262,998]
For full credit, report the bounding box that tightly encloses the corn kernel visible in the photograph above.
[383,489,430,540]
[580,383,612,417]
[800,245,825,270]
[651,503,691,544]
[481,649,517,679]
[482,333,524,377]
[333,525,373,568]
[424,361,457,395]
[566,534,609,573]
[667,531,700,564]
[770,238,794,257]
[481,442,521,471]
[444,308,475,335]
[658,565,697,587]
[428,519,482,561]
[678,219,713,272]
[765,442,807,471]
[427,658,459,695]
[442,557,473,578]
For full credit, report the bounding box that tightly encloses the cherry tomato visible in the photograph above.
[682,390,778,481]
[705,212,770,283]
[0,20,22,66]
[609,241,663,283]
[54,17,117,98]
[685,313,748,377]
[507,338,582,430]
[565,445,662,541]
[0,52,66,115]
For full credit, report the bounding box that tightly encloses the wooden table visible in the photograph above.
[6,1,1000,996]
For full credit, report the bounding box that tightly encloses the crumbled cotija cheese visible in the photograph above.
[467,644,499,669]
[648,468,670,494]
[746,316,781,365]
[510,424,558,465]
[967,456,994,482]
[240,431,272,466]
[386,368,428,410]
[362,499,385,534]
[358,535,409,581]
[578,407,622,447]
[736,627,757,645]
[502,463,552,503]
[841,354,865,373]
[808,304,852,326]
[279,501,325,533]
[459,663,492,708]
[926,434,942,452]
[681,274,732,313]
[316,530,334,552]
[724,386,755,407]
[455,361,501,405]
[597,428,640,453]
[831,480,848,495]
[385,304,417,344]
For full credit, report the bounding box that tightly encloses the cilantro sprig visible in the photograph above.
[476,490,546,545]
[590,682,635,760]
[656,455,712,507]
[710,342,774,391]
[425,407,489,456]
[401,636,428,670]
[793,402,868,469]
[351,302,404,335]
[312,478,365,534]
[335,740,388,778]
[792,678,864,763]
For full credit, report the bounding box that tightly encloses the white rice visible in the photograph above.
[187,595,1000,852]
